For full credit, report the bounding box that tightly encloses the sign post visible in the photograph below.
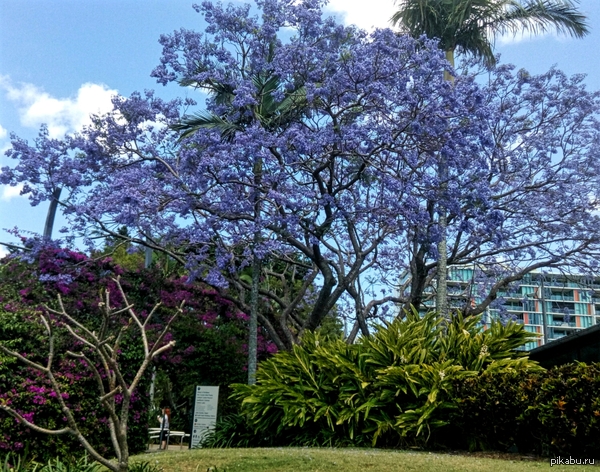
[189,386,219,448]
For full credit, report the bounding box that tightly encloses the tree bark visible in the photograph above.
[43,187,62,239]
[248,158,262,385]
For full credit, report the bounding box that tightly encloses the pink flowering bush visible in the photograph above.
[0,242,273,460]
[0,245,150,460]
[111,266,278,429]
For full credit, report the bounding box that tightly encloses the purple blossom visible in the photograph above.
[20,412,34,424]
[32,395,47,405]
[2,0,600,347]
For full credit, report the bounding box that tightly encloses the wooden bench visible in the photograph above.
[148,428,190,450]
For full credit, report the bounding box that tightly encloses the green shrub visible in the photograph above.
[450,369,539,452]
[1,451,35,472]
[525,362,600,457]
[230,309,540,448]
[451,362,600,457]
[127,461,163,472]
[38,456,102,472]
[200,414,260,448]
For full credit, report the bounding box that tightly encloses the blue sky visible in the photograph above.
[1,0,600,256]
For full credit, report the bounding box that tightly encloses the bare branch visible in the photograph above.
[0,344,49,373]
[0,405,72,436]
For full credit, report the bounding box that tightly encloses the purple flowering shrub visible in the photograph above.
[0,243,270,459]
[113,268,277,428]
[0,364,138,459]
[0,246,150,460]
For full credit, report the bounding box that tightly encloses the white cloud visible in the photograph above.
[496,30,552,46]
[0,77,118,139]
[1,183,24,201]
[325,0,398,31]
[0,124,7,140]
[0,245,7,258]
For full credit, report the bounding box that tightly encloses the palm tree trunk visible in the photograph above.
[43,187,62,239]
[248,236,260,385]
[248,158,262,385]
[435,210,448,317]
[435,49,455,318]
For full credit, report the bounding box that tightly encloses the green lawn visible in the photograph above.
[129,448,598,472]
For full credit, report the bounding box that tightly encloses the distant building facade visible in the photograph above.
[420,267,600,351]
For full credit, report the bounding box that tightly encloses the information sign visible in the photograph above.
[190,386,219,448]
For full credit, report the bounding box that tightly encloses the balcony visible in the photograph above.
[549,302,575,315]
[551,320,576,328]
[548,294,575,301]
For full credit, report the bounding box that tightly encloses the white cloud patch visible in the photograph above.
[0,77,118,139]
[1,183,24,201]
[0,124,9,155]
[496,29,552,46]
[0,245,8,258]
[325,0,398,31]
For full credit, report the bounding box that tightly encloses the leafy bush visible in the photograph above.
[450,369,538,452]
[527,362,600,457]
[0,242,274,460]
[1,451,33,472]
[127,461,163,472]
[199,414,257,448]
[37,456,102,472]
[0,249,151,460]
[451,362,600,457]
[230,309,541,448]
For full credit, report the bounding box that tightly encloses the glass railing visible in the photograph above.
[549,307,575,314]
[551,321,576,327]
[548,295,575,301]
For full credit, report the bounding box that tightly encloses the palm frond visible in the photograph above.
[491,0,589,40]
[391,0,588,68]
[171,112,241,141]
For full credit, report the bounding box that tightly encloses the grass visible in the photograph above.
[129,448,598,472]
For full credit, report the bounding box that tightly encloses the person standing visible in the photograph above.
[157,407,170,450]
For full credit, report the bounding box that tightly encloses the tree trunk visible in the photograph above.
[248,158,262,385]
[435,211,448,317]
[248,236,260,385]
[406,241,429,314]
[435,49,455,318]
[43,187,62,239]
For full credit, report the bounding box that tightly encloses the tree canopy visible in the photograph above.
[2,0,600,344]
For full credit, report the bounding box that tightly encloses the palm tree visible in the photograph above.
[392,0,588,69]
[173,51,308,384]
[391,0,588,316]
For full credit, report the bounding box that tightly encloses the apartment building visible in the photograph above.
[420,267,600,350]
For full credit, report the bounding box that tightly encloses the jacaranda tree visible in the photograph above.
[3,0,600,345]
[391,0,589,316]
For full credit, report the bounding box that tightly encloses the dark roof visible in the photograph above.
[528,324,600,368]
